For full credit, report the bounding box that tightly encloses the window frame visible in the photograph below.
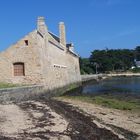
[13,62,25,76]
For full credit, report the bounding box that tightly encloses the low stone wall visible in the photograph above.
[0,82,81,103]
[107,73,140,77]
[81,74,107,82]
[0,85,44,103]
[81,73,140,82]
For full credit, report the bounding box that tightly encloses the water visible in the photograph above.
[82,77,140,97]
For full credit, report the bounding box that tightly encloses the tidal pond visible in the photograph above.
[82,76,140,97]
[63,76,140,110]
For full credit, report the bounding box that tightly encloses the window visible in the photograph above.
[24,40,28,46]
[13,62,25,76]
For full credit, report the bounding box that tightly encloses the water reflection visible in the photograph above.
[82,77,140,97]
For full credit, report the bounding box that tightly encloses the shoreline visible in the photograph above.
[107,73,140,77]
[60,95,140,111]
[56,97,140,140]
[59,75,140,139]
[81,73,140,82]
[0,98,127,140]
[0,75,139,139]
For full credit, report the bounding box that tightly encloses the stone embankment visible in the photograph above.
[0,85,44,103]
[107,73,140,77]
[0,83,80,103]
[81,74,107,82]
[81,73,140,82]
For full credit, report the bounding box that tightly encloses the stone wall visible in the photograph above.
[0,31,44,85]
[41,39,81,90]
[44,41,68,89]
[0,82,81,103]
[0,17,81,92]
[0,85,44,103]
[66,52,81,84]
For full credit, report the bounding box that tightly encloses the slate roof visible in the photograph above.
[48,32,73,49]
[66,43,72,48]
[48,32,60,43]
[44,31,79,57]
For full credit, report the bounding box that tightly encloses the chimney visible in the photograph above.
[59,22,66,46]
[37,17,48,36]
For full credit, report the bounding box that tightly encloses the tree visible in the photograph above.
[93,62,99,74]
[89,49,134,73]
[79,57,95,74]
[79,47,138,74]
[135,46,140,61]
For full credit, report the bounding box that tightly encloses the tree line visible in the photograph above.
[80,46,140,74]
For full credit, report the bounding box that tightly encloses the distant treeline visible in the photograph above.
[80,46,140,74]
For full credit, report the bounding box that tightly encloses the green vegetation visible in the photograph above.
[0,83,19,89]
[90,49,134,73]
[130,67,140,73]
[66,84,79,91]
[79,58,94,74]
[61,95,140,111]
[135,46,140,61]
[80,46,140,74]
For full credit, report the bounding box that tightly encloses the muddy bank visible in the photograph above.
[45,99,125,140]
[56,97,140,140]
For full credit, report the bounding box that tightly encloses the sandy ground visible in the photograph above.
[0,101,70,140]
[0,98,139,140]
[56,97,140,139]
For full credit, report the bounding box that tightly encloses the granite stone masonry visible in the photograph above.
[0,17,81,91]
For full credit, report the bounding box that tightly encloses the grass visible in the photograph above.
[130,67,140,73]
[60,95,140,111]
[0,82,19,89]
[67,84,80,91]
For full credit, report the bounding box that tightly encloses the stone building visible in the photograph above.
[0,17,81,89]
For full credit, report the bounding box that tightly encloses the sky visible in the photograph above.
[0,0,140,57]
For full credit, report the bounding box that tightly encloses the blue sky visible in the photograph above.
[0,0,140,57]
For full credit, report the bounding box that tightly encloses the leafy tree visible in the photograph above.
[135,46,140,61]
[80,47,139,74]
[79,57,95,74]
[89,49,135,73]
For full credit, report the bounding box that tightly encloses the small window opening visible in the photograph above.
[24,40,28,46]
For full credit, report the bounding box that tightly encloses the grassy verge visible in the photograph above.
[60,95,140,111]
[0,83,20,89]
[130,68,140,73]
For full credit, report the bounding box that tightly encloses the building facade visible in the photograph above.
[0,17,81,89]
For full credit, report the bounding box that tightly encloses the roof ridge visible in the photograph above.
[48,31,60,39]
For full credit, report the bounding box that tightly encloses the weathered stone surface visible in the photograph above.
[0,17,81,90]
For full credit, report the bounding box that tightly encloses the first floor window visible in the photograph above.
[13,62,25,76]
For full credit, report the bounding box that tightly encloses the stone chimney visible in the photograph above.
[59,22,66,46]
[37,17,48,36]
